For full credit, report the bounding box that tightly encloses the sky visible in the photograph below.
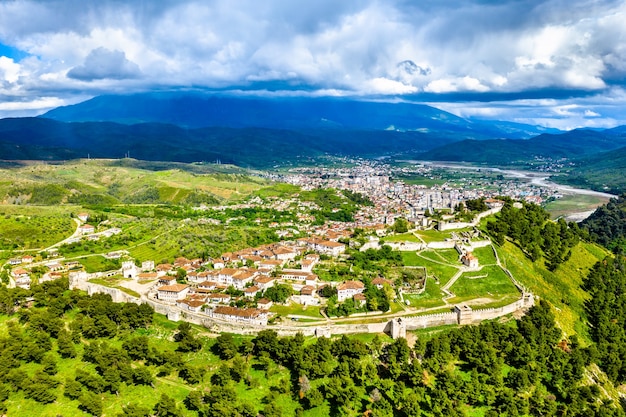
[1,0,626,130]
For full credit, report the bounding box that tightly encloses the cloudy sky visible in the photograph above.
[1,0,625,129]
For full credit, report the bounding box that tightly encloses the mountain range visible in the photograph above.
[0,92,625,191]
[43,92,557,138]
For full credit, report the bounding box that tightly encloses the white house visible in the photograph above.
[157,284,190,302]
[78,224,95,235]
[177,298,205,312]
[299,285,319,306]
[337,280,365,302]
[12,268,31,289]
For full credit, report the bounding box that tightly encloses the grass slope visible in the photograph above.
[495,240,607,342]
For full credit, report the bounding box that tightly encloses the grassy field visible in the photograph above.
[383,232,422,243]
[428,248,461,264]
[270,302,323,319]
[448,265,519,303]
[415,227,473,243]
[402,251,459,286]
[395,174,446,187]
[543,194,610,219]
[471,245,497,265]
[0,159,268,206]
[71,255,120,273]
[403,277,447,308]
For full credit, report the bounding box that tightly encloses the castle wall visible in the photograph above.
[384,242,424,251]
[427,241,456,249]
[70,271,535,339]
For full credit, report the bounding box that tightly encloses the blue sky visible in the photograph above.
[1,0,626,130]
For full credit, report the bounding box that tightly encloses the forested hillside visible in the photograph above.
[486,199,581,270]
[581,195,626,251]
[0,278,623,416]
[583,256,626,384]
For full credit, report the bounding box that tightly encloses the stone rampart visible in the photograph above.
[403,311,459,329]
[385,242,424,251]
[438,221,473,231]
[427,241,456,249]
[468,240,491,249]
[70,271,535,339]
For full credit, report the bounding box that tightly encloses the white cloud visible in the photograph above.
[67,47,142,81]
[0,56,20,83]
[425,76,489,93]
[0,96,65,111]
[365,78,418,94]
[0,0,624,127]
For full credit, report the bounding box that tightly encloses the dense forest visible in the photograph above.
[486,199,580,270]
[0,275,624,416]
[581,195,626,251]
[583,255,626,385]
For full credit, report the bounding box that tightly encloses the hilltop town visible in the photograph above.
[3,161,543,337]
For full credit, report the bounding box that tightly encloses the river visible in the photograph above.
[411,162,617,221]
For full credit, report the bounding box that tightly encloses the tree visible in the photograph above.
[79,391,103,416]
[57,329,77,358]
[153,393,182,417]
[319,285,337,298]
[132,366,154,386]
[212,333,238,360]
[118,404,152,417]
[174,322,202,352]
[41,353,58,375]
[263,284,293,303]
[179,364,203,385]
[184,390,204,411]
[176,268,187,283]
[123,336,150,360]
[393,218,409,233]
[230,355,248,383]
[64,379,83,400]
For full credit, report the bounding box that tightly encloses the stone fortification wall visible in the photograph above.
[470,294,534,322]
[385,241,425,251]
[70,272,534,339]
[427,241,456,249]
[438,221,473,231]
[83,282,140,304]
[468,240,491,249]
[403,312,459,330]
[438,207,502,231]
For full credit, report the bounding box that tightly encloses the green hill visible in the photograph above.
[419,128,626,165]
[559,146,626,194]
[0,159,266,206]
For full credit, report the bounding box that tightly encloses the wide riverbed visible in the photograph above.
[412,162,616,220]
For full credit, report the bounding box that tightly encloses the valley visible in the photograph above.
[0,157,624,417]
[3,1,626,415]
[0,159,610,337]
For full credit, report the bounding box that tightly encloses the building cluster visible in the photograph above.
[278,160,558,230]
[145,238,352,326]
[8,251,79,289]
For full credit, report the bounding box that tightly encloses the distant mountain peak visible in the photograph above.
[42,92,556,139]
